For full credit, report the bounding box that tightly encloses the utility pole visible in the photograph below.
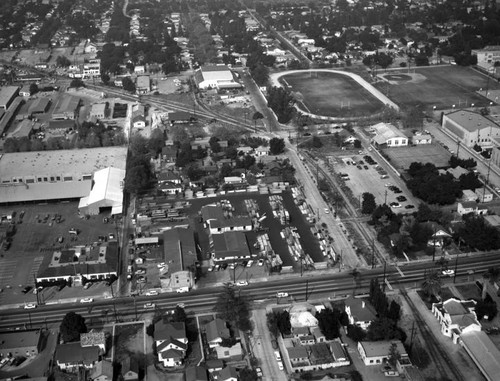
[382,260,387,292]
[456,138,460,157]
[408,321,416,354]
[371,239,375,269]
[453,255,458,284]
[432,226,437,262]
[305,279,309,301]
[384,189,388,205]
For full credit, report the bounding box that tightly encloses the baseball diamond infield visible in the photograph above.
[270,70,399,120]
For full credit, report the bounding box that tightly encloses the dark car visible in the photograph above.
[396,196,407,202]
[21,286,32,294]
[356,165,362,169]
[363,165,369,170]
[405,204,415,209]
[221,262,228,270]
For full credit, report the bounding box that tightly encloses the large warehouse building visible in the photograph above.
[0,86,20,110]
[194,65,241,90]
[0,147,127,205]
[442,110,500,148]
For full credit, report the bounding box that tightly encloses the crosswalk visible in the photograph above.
[0,258,17,287]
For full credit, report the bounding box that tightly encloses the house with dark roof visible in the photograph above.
[205,359,224,373]
[162,228,196,292]
[89,360,113,381]
[121,357,140,381]
[210,231,252,264]
[162,146,178,163]
[432,298,480,343]
[0,330,42,358]
[217,366,239,381]
[168,111,194,125]
[309,343,333,365]
[344,296,376,330]
[287,346,309,366]
[154,321,187,367]
[55,342,100,371]
[205,318,230,348]
[185,366,208,381]
[330,341,349,363]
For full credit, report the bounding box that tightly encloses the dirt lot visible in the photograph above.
[0,201,118,306]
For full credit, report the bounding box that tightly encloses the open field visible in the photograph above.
[279,71,385,117]
[377,66,500,111]
[383,144,452,171]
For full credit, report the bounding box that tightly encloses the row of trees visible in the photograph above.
[266,87,295,124]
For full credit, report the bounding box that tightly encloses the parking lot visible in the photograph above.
[334,152,416,212]
[0,202,118,307]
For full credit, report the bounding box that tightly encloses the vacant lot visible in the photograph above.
[114,322,145,367]
[377,66,500,110]
[279,71,385,117]
[383,144,451,171]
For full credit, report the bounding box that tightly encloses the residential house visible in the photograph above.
[85,43,98,54]
[154,321,188,367]
[89,360,113,381]
[238,146,253,155]
[158,171,181,184]
[162,146,177,163]
[309,343,333,365]
[136,76,150,94]
[427,224,452,248]
[215,342,243,361]
[344,296,376,330]
[121,357,140,381]
[55,342,100,371]
[205,318,230,348]
[462,189,479,202]
[298,335,316,345]
[217,366,239,381]
[293,326,310,338]
[287,346,309,367]
[0,330,42,358]
[255,146,269,156]
[311,327,326,343]
[432,298,480,343]
[186,366,208,381]
[168,111,193,125]
[206,359,224,373]
[330,341,349,363]
[159,181,182,195]
[457,201,488,216]
[357,340,408,366]
[475,188,493,203]
[446,166,469,180]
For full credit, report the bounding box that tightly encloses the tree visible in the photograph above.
[101,73,110,85]
[56,55,71,67]
[366,316,406,341]
[316,308,341,340]
[388,342,401,368]
[475,295,498,321]
[171,306,187,323]
[362,192,377,215]
[252,111,264,130]
[69,78,84,88]
[421,270,442,300]
[267,312,279,338]
[213,284,252,331]
[481,267,500,301]
[29,83,38,95]
[122,77,136,93]
[312,136,323,148]
[124,165,153,195]
[239,368,258,381]
[269,138,285,155]
[346,324,366,342]
[60,312,87,343]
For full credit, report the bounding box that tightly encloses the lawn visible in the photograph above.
[377,66,500,111]
[279,71,385,118]
[113,322,145,366]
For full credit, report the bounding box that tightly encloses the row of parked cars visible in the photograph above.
[208,258,264,272]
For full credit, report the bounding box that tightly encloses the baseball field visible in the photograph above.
[279,71,386,118]
[377,65,500,111]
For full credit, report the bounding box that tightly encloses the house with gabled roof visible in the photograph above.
[357,340,408,366]
[457,201,488,216]
[186,365,208,381]
[154,321,188,367]
[432,298,481,343]
[55,342,100,371]
[344,296,376,330]
[89,360,113,381]
[217,366,238,381]
[121,357,140,381]
[205,318,230,348]
[287,346,309,366]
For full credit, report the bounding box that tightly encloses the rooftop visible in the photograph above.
[163,227,197,273]
[360,340,407,358]
[0,86,20,107]
[445,110,499,133]
[461,330,500,381]
[0,330,41,350]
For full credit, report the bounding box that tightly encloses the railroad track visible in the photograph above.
[400,288,464,381]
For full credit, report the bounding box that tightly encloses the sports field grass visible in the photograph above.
[279,71,385,117]
[377,66,500,111]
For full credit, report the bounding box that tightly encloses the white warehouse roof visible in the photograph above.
[79,167,125,215]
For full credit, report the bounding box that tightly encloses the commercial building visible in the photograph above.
[210,231,251,263]
[52,95,81,120]
[442,110,500,148]
[194,65,241,90]
[460,330,500,381]
[371,122,408,148]
[0,86,20,110]
[89,103,108,120]
[357,340,408,366]
[0,330,42,358]
[472,46,500,65]
[78,167,126,216]
[29,97,51,115]
[36,241,118,284]
[0,147,127,205]
[162,228,197,292]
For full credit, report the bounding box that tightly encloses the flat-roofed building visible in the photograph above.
[7,119,38,139]
[0,330,42,358]
[0,147,127,204]
[90,103,107,120]
[0,86,20,110]
[357,340,409,366]
[29,97,51,115]
[0,97,23,136]
[210,231,251,263]
[442,110,500,148]
[460,330,500,381]
[194,65,241,90]
[52,95,81,120]
[162,228,197,291]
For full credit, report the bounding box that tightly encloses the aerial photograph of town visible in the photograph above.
[1,0,500,380]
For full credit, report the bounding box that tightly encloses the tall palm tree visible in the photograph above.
[422,270,442,301]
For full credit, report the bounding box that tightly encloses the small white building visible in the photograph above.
[357,340,409,366]
[371,122,408,148]
[475,188,493,203]
[462,189,479,202]
[457,201,488,216]
[432,298,480,344]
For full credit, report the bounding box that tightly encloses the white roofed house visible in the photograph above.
[432,298,480,343]
[357,340,410,367]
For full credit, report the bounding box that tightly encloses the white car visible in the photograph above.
[246,260,253,267]
[80,298,94,303]
[236,281,248,286]
[324,208,330,214]
[390,202,401,208]
[144,302,155,309]
[157,262,166,269]
[145,290,158,296]
[24,303,37,309]
[277,361,284,371]
[258,259,264,266]
[442,269,455,277]
[276,292,289,298]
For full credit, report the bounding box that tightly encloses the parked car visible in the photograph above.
[396,196,407,202]
[80,298,94,303]
[442,269,455,277]
[258,259,264,266]
[145,290,158,296]
[144,302,155,309]
[24,303,36,309]
[236,281,248,286]
[276,292,289,298]
[246,260,254,267]
[21,286,32,294]
[405,204,415,209]
[390,202,401,208]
